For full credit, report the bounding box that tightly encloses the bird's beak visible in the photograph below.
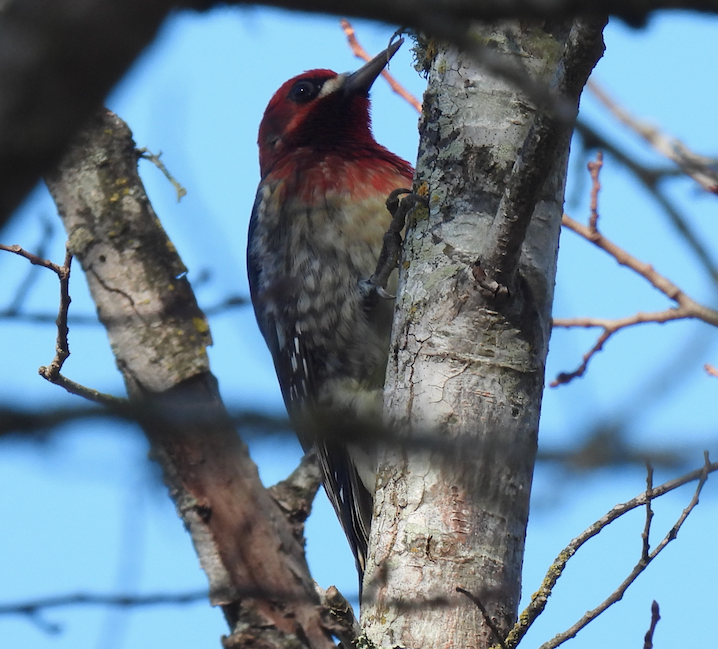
[343,38,403,97]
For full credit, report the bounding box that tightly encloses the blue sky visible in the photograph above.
[1,8,717,649]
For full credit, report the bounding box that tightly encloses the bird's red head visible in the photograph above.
[258,40,403,178]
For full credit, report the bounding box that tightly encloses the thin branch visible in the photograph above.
[340,19,422,113]
[643,601,661,649]
[552,154,718,386]
[587,79,718,194]
[0,589,208,635]
[0,402,294,440]
[551,308,683,386]
[37,244,73,383]
[553,212,718,385]
[40,373,127,407]
[575,120,718,285]
[641,463,654,563]
[587,151,602,232]
[457,587,508,649]
[1,241,125,404]
[0,294,248,326]
[138,147,187,201]
[536,452,711,649]
[0,242,67,275]
[2,218,55,315]
[0,590,209,616]
[500,453,717,649]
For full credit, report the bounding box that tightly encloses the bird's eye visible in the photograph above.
[288,79,322,104]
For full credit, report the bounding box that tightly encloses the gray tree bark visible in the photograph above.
[45,110,334,649]
[361,20,605,649]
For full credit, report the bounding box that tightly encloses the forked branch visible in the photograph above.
[552,153,718,386]
[500,453,715,649]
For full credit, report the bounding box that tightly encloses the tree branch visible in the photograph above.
[535,452,711,649]
[587,79,718,194]
[44,109,334,649]
[552,208,718,385]
[0,240,125,404]
[502,453,716,649]
[552,149,718,384]
[574,120,718,284]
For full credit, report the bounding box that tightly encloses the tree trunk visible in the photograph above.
[361,20,605,649]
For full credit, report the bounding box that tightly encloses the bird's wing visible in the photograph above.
[279,324,372,576]
[247,193,371,574]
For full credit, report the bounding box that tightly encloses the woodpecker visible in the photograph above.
[247,41,413,579]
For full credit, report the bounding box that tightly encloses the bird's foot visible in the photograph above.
[360,188,428,300]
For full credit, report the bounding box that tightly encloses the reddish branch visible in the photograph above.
[552,153,718,386]
[575,120,718,285]
[340,19,422,113]
[587,151,602,231]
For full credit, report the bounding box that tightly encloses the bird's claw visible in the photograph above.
[375,285,396,300]
[358,278,395,301]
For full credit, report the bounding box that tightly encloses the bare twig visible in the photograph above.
[641,463,654,563]
[1,401,294,440]
[0,241,122,404]
[536,452,711,649]
[37,244,73,381]
[138,147,187,202]
[587,151,602,232]
[575,120,718,285]
[588,79,718,194]
[0,294,248,326]
[501,454,716,649]
[643,600,661,649]
[0,589,208,635]
[340,19,422,113]
[456,587,508,649]
[0,590,208,617]
[42,373,126,407]
[2,218,55,315]
[552,200,718,386]
[0,242,67,275]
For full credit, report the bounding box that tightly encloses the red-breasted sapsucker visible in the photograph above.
[247,41,413,578]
